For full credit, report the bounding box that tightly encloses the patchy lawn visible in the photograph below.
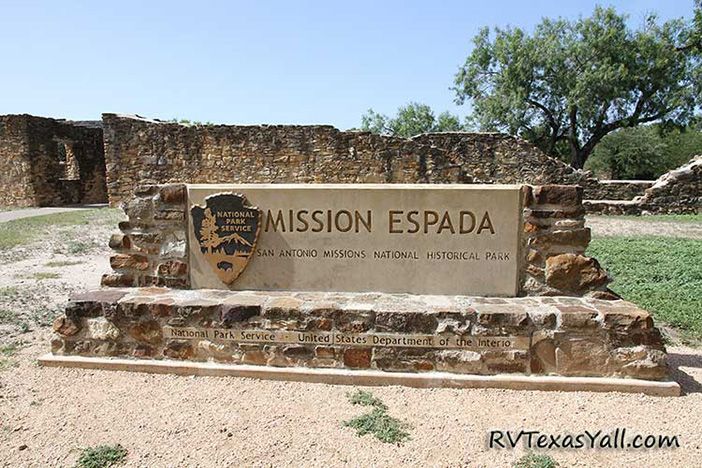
[0,208,123,250]
[588,236,702,343]
[606,214,702,223]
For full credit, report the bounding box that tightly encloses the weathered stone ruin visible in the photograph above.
[0,114,107,207]
[1,112,697,215]
[101,114,598,205]
[584,156,702,215]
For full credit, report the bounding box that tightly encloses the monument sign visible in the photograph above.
[187,184,521,295]
[40,182,678,396]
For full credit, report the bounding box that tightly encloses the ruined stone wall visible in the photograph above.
[103,114,462,205]
[638,156,701,214]
[584,156,702,215]
[0,116,34,206]
[0,114,108,206]
[583,180,653,201]
[412,133,594,187]
[103,115,610,206]
[102,114,698,215]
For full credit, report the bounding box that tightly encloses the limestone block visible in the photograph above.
[84,317,121,341]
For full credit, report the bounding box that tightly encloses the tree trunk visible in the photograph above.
[570,149,586,169]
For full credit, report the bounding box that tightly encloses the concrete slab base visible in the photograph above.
[38,354,681,397]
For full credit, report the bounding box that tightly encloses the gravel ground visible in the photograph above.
[1,338,701,467]
[0,212,700,467]
[586,216,702,239]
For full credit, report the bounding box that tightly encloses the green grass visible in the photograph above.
[75,444,127,468]
[0,286,19,298]
[45,260,84,267]
[0,308,18,325]
[588,236,702,341]
[0,208,123,250]
[513,452,559,468]
[0,308,31,332]
[33,272,60,280]
[598,214,702,223]
[343,390,410,444]
[31,305,62,327]
[0,343,19,370]
[66,241,95,254]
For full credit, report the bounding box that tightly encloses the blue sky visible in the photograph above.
[0,0,695,129]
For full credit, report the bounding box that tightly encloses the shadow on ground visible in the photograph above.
[668,352,702,394]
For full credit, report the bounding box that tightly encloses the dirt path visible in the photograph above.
[587,216,702,239]
[1,337,701,468]
[0,205,107,223]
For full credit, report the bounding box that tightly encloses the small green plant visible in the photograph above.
[0,308,15,324]
[343,390,410,444]
[45,260,84,267]
[0,286,19,298]
[347,389,388,409]
[0,343,19,370]
[33,272,60,280]
[66,241,94,254]
[75,444,127,468]
[32,306,61,327]
[513,452,559,468]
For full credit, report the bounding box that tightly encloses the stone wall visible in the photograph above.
[0,116,34,206]
[638,156,701,214]
[102,184,189,289]
[520,185,611,298]
[412,133,593,187]
[102,183,611,299]
[584,156,702,215]
[103,115,608,206]
[103,114,462,205]
[50,288,666,380]
[0,114,108,207]
[583,180,653,201]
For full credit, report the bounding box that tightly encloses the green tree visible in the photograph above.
[586,123,702,179]
[586,126,667,179]
[360,102,465,137]
[454,6,702,169]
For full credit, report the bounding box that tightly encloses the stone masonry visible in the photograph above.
[584,156,702,215]
[103,115,698,213]
[102,114,461,205]
[51,288,667,380]
[103,184,189,289]
[0,114,107,207]
[103,115,619,207]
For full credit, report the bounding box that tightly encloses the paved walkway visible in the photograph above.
[0,204,107,223]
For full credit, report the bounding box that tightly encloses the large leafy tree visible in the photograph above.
[454,6,702,169]
[587,123,702,179]
[360,102,465,137]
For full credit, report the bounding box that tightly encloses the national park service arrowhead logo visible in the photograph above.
[191,193,261,285]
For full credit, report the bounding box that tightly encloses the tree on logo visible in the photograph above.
[199,208,222,252]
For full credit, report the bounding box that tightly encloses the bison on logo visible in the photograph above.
[190,193,261,285]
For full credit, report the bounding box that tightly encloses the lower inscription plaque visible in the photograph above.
[164,327,529,350]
